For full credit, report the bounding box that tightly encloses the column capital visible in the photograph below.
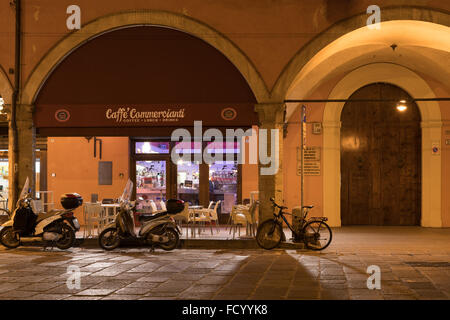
[254,103,286,126]
[421,120,443,128]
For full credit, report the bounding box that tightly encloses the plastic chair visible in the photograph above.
[193,201,221,235]
[244,201,259,237]
[229,205,248,239]
[172,203,192,238]
[83,202,105,238]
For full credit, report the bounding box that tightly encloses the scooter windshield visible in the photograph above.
[120,179,133,203]
[19,177,30,200]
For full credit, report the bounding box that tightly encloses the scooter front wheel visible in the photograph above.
[158,228,179,251]
[98,227,120,250]
[0,227,20,249]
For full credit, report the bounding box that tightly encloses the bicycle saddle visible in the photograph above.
[302,205,314,209]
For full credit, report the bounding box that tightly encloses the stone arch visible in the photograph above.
[22,10,270,105]
[273,6,450,100]
[323,63,442,227]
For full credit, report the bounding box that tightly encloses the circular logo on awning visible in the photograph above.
[221,107,237,121]
[55,109,70,122]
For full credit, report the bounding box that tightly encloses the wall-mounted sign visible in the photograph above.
[54,109,71,122]
[35,103,257,128]
[297,146,321,176]
[105,107,185,124]
[312,122,322,135]
[221,107,237,121]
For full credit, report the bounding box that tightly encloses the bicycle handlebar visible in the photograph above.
[269,197,287,210]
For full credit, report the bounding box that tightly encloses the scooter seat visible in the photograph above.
[139,211,167,222]
[36,210,62,223]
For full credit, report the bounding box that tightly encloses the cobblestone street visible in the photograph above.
[0,227,449,300]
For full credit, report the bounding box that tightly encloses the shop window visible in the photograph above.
[135,142,170,154]
[174,141,202,155]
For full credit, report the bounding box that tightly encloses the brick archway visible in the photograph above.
[22,10,270,106]
[273,6,450,100]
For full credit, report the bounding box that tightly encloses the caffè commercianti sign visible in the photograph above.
[106,107,185,123]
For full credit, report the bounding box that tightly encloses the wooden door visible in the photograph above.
[340,83,421,226]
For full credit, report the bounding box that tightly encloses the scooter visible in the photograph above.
[0,177,82,250]
[98,180,182,251]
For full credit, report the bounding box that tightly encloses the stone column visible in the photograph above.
[8,104,36,211]
[255,103,285,223]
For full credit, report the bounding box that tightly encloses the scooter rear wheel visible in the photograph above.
[158,228,179,251]
[0,227,20,249]
[98,227,120,250]
[55,224,75,250]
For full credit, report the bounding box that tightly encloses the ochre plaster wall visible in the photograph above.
[47,137,130,224]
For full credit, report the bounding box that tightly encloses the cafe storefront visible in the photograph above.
[33,25,259,226]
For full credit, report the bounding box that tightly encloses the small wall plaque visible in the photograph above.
[312,122,322,135]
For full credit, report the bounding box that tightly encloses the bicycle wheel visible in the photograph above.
[302,220,332,251]
[256,220,282,250]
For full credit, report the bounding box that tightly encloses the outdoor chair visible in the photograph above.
[83,202,105,238]
[229,205,248,239]
[172,203,193,238]
[194,200,221,235]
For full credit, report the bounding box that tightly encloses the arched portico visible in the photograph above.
[323,63,442,227]
[22,10,270,105]
[274,6,450,101]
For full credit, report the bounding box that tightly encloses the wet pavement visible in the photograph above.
[0,226,449,300]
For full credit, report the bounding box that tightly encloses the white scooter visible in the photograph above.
[0,178,81,250]
[98,180,182,251]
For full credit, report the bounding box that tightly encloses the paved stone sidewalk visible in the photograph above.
[0,227,448,300]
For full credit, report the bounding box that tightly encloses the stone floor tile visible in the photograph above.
[75,288,117,296]
[197,275,232,285]
[101,294,142,300]
[0,290,38,298]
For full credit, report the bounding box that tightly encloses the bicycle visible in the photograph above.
[256,198,332,251]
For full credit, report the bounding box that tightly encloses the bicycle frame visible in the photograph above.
[272,204,323,239]
[272,206,301,238]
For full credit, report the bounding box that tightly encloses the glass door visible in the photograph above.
[209,161,238,213]
[177,160,200,205]
[135,160,167,214]
[174,141,202,205]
